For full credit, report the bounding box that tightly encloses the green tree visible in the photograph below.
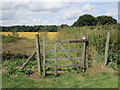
[96,15,117,25]
[72,14,97,27]
[60,24,69,28]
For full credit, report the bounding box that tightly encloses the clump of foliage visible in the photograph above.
[3,60,19,75]
[72,14,97,27]
[2,31,20,43]
[108,62,118,70]
[2,59,35,75]
[2,51,29,61]
[72,14,117,27]
[96,15,117,25]
[60,24,70,28]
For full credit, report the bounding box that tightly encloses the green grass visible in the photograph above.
[2,72,36,88]
[2,71,118,88]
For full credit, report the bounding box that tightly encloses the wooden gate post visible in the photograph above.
[35,34,42,75]
[54,41,57,76]
[86,35,89,69]
[81,37,87,72]
[104,32,110,66]
[43,36,46,77]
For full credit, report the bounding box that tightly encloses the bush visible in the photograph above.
[2,31,20,43]
[2,51,29,61]
[108,52,119,64]
[108,62,118,70]
[96,15,117,25]
[3,60,19,75]
[3,59,34,75]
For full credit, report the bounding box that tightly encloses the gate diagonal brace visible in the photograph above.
[58,41,81,72]
[20,51,36,71]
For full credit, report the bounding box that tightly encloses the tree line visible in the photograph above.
[1,14,117,32]
[72,14,117,27]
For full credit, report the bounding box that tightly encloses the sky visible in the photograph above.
[0,0,119,26]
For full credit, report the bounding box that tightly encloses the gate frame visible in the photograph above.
[42,35,88,77]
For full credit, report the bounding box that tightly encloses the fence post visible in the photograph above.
[54,41,57,76]
[35,34,42,76]
[81,37,87,72]
[43,36,46,77]
[85,35,89,69]
[104,32,110,66]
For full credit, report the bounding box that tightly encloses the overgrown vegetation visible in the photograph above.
[2,51,29,61]
[2,53,118,88]
[2,22,119,88]
[56,24,119,69]
[2,31,20,43]
[2,25,119,70]
[2,59,35,75]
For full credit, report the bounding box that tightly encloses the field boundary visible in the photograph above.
[20,32,111,77]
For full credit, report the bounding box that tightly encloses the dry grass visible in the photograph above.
[2,39,35,55]
[87,64,118,75]
[1,32,57,55]
[1,32,58,40]
[47,32,58,40]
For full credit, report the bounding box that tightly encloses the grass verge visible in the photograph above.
[2,71,118,88]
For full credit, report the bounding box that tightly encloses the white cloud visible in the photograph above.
[0,20,2,25]
[2,18,48,26]
[106,9,118,17]
[63,7,84,20]
[19,18,48,25]
[64,3,96,21]
[54,3,96,25]
[83,3,95,11]
[1,2,72,24]
[2,2,28,10]
[2,2,70,13]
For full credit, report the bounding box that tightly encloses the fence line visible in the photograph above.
[19,32,112,77]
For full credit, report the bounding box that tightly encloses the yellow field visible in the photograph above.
[1,32,58,40]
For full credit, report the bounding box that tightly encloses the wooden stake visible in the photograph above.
[81,37,87,72]
[86,35,89,70]
[43,36,46,77]
[35,34,42,75]
[104,32,110,66]
[54,41,57,76]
